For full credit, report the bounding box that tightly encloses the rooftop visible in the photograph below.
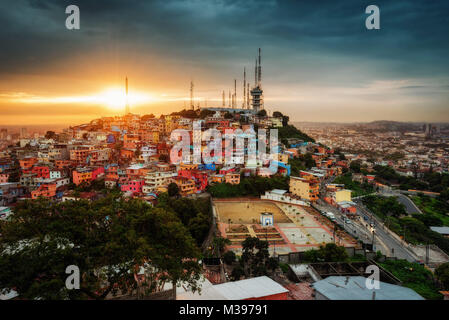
[312,276,424,300]
[271,189,288,195]
[430,226,449,235]
[213,276,288,300]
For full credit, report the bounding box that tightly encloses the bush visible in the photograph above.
[223,251,236,265]
[380,259,442,300]
[231,265,244,281]
[207,176,289,198]
[279,263,290,273]
[435,262,449,290]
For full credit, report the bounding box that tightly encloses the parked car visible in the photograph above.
[326,212,336,222]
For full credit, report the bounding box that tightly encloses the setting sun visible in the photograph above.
[3,87,158,111]
[94,88,156,110]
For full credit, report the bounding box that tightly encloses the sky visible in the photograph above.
[0,0,448,128]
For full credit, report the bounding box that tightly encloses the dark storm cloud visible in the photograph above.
[0,0,448,83]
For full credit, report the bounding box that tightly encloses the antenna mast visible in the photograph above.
[125,77,130,114]
[243,68,246,108]
[258,48,262,87]
[190,81,194,110]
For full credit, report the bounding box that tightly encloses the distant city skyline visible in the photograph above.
[0,0,448,126]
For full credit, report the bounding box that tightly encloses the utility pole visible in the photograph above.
[333,223,336,244]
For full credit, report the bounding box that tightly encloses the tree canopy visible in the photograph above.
[302,243,349,263]
[240,237,278,278]
[0,196,202,300]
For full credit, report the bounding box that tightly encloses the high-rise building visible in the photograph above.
[0,128,7,140]
[20,127,28,139]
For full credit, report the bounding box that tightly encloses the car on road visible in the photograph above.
[325,212,336,222]
[344,217,352,225]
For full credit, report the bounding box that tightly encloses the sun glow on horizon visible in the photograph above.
[95,87,157,110]
[3,88,158,110]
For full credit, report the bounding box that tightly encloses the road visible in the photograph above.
[314,199,372,245]
[395,193,422,215]
[354,201,418,262]
[366,190,422,215]
[317,178,418,262]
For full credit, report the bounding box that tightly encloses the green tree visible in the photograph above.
[223,251,236,265]
[224,112,234,119]
[350,160,361,173]
[231,265,244,281]
[45,131,57,140]
[303,243,349,262]
[435,262,449,290]
[303,153,316,169]
[168,182,180,197]
[0,196,202,300]
[240,237,277,277]
[199,109,215,119]
[212,236,231,257]
[257,109,267,117]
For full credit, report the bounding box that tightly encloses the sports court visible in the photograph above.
[213,199,357,255]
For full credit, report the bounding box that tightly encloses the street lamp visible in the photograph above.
[370,225,375,251]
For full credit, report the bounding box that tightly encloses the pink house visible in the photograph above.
[121,180,145,194]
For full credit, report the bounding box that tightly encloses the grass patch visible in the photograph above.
[411,195,449,227]
[333,173,374,197]
[379,259,442,300]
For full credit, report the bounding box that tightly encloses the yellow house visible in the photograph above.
[174,177,196,196]
[334,189,352,202]
[210,174,225,184]
[225,173,240,185]
[279,153,289,163]
[179,163,198,171]
[289,176,319,202]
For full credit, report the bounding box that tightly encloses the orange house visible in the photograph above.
[70,148,90,163]
[55,160,73,169]
[31,184,57,199]
[120,149,134,160]
[210,174,224,184]
[225,173,240,185]
[19,157,38,170]
[174,176,196,196]
[73,169,93,185]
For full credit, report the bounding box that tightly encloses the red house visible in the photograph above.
[121,180,145,194]
[177,169,209,192]
[32,165,50,179]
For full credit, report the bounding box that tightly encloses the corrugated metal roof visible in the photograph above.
[213,276,288,300]
[430,226,449,235]
[312,276,424,300]
[271,189,287,195]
